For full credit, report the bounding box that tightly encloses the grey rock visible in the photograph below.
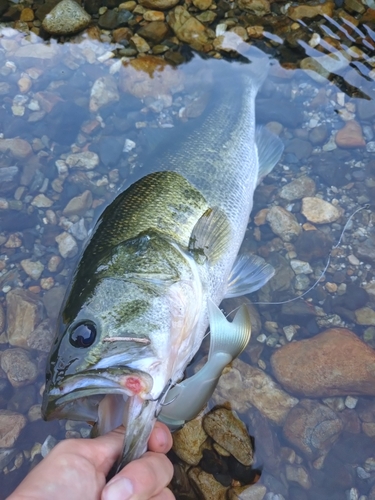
[27,319,54,353]
[42,0,91,35]
[41,435,58,457]
[43,286,66,319]
[279,176,316,201]
[266,206,301,242]
[0,410,27,447]
[1,348,38,388]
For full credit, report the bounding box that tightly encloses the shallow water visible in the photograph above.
[0,5,375,499]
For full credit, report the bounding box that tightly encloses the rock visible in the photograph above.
[139,0,179,8]
[355,235,375,265]
[0,302,5,333]
[1,348,38,387]
[271,328,375,397]
[90,76,119,113]
[41,434,58,457]
[295,229,332,261]
[42,0,91,35]
[143,9,165,20]
[168,6,212,52]
[31,194,54,208]
[283,399,343,459]
[309,124,330,145]
[355,307,375,326]
[8,385,36,413]
[69,219,88,241]
[20,7,34,21]
[203,407,253,466]
[335,120,366,148]
[285,465,312,489]
[6,288,44,348]
[14,44,59,60]
[300,53,349,84]
[130,34,151,53]
[0,410,27,447]
[43,286,66,319]
[0,448,17,470]
[228,484,267,500]
[214,359,298,425]
[284,138,313,160]
[66,151,99,170]
[288,1,333,20]
[0,138,32,159]
[55,232,78,258]
[279,177,316,201]
[137,21,169,43]
[188,467,228,500]
[301,197,341,224]
[290,260,313,275]
[237,0,270,15]
[173,413,208,466]
[27,319,54,353]
[119,56,183,99]
[20,259,44,280]
[357,99,375,121]
[193,0,212,10]
[63,190,93,217]
[98,9,133,29]
[266,206,301,242]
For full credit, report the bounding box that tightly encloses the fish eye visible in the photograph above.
[69,322,97,348]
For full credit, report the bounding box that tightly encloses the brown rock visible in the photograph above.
[137,21,169,43]
[283,399,343,459]
[335,120,366,148]
[168,6,212,52]
[27,319,54,353]
[1,348,38,387]
[288,1,334,20]
[139,0,179,8]
[271,328,375,397]
[173,413,208,465]
[0,138,32,159]
[188,467,228,500]
[6,288,44,348]
[301,197,341,224]
[20,7,35,21]
[0,410,27,447]
[237,0,270,15]
[62,190,93,217]
[203,407,253,466]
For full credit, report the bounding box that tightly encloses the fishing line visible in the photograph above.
[224,203,370,318]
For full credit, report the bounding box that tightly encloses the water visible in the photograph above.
[1,5,375,499]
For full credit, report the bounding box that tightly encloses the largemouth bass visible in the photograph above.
[42,49,283,470]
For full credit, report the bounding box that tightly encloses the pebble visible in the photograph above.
[63,190,93,217]
[20,259,44,280]
[290,260,313,275]
[237,0,270,15]
[279,176,316,201]
[0,138,32,159]
[266,206,301,242]
[214,359,298,425]
[300,53,349,84]
[41,435,58,457]
[228,484,267,500]
[90,76,119,113]
[137,21,169,43]
[55,232,78,258]
[173,413,208,465]
[335,120,366,148]
[42,0,91,35]
[6,288,44,348]
[0,410,27,447]
[301,197,341,224]
[31,194,54,208]
[130,34,151,53]
[188,467,228,500]
[192,0,212,10]
[27,319,54,353]
[1,348,38,387]
[168,6,212,52]
[203,407,253,466]
[143,9,165,20]
[66,151,100,170]
[355,307,375,326]
[0,302,5,333]
[285,465,311,490]
[283,399,343,459]
[271,328,375,397]
[140,0,179,7]
[288,1,334,20]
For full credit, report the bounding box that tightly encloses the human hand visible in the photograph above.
[8,421,174,500]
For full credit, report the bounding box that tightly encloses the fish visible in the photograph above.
[41,48,284,471]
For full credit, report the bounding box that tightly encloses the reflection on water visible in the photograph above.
[0,11,375,500]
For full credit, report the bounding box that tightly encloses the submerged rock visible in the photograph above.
[279,176,316,201]
[0,348,38,387]
[335,120,366,149]
[266,206,301,242]
[301,197,341,224]
[6,288,44,348]
[173,413,208,466]
[42,0,91,35]
[0,410,27,447]
[271,328,375,397]
[283,399,343,459]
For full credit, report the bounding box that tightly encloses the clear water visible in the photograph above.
[0,20,375,500]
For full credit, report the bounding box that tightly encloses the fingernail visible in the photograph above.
[103,478,134,500]
[154,426,168,448]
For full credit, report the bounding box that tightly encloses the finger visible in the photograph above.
[102,452,174,500]
[147,422,173,454]
[150,487,176,500]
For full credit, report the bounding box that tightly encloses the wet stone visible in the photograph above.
[266,206,301,242]
[203,407,253,466]
[228,484,267,500]
[301,197,341,224]
[42,0,91,35]
[284,138,313,160]
[271,328,375,397]
[43,286,66,319]
[90,76,119,113]
[27,319,54,353]
[139,0,179,8]
[20,259,44,280]
[355,307,375,326]
[55,231,78,258]
[6,288,44,349]
[188,467,228,500]
[237,0,270,15]
[137,21,169,43]
[63,190,93,217]
[309,124,330,145]
[7,385,36,413]
[285,464,312,490]
[283,399,343,459]
[279,176,316,201]
[0,410,27,447]
[1,349,38,388]
[0,138,32,160]
[66,151,99,170]
[335,120,366,148]
[294,229,332,261]
[173,413,208,466]
[168,6,212,52]
[355,235,375,265]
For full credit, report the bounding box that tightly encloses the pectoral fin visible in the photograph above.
[189,207,231,264]
[158,301,251,430]
[256,126,284,183]
[225,254,275,298]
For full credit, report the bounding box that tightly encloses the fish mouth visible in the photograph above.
[42,369,153,421]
